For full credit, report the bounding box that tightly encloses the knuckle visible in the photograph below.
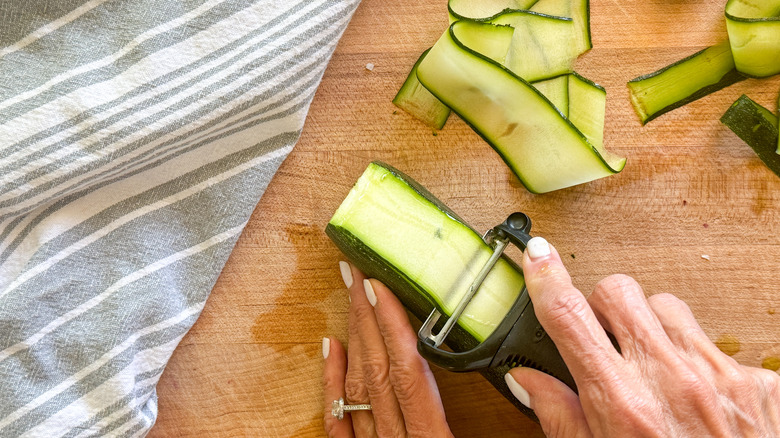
[322,370,341,391]
[362,356,390,390]
[593,274,642,302]
[389,362,424,401]
[352,302,376,322]
[675,367,714,402]
[752,368,780,392]
[344,373,367,404]
[544,291,590,326]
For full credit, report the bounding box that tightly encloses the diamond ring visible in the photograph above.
[331,397,372,420]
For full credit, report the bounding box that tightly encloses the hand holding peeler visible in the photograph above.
[417,212,577,391]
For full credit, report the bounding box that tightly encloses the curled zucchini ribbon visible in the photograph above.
[393,0,625,194]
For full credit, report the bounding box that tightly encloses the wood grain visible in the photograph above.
[148,0,780,436]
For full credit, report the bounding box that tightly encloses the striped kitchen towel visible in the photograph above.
[0,0,360,436]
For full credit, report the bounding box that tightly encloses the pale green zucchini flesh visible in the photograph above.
[491,11,580,81]
[417,21,624,193]
[627,42,745,124]
[532,75,569,117]
[328,162,524,341]
[568,73,619,163]
[448,0,591,81]
[725,0,780,78]
[530,0,591,54]
[392,49,451,130]
[721,95,780,178]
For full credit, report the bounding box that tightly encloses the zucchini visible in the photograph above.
[725,0,780,78]
[720,95,780,178]
[392,49,451,130]
[328,162,524,341]
[448,0,591,81]
[530,0,591,54]
[532,75,569,117]
[491,11,581,81]
[417,20,625,193]
[627,42,745,124]
[326,161,533,417]
[568,73,610,159]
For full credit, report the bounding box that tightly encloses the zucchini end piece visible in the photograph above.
[720,95,780,178]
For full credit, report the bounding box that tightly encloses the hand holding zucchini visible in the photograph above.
[326,161,535,415]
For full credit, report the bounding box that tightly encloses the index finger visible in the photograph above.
[522,237,622,381]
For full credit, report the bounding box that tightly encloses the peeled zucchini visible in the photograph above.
[328,162,523,341]
[417,21,624,193]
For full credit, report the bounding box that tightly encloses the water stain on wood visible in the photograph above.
[251,307,327,347]
[715,334,740,356]
[762,357,780,372]
[250,223,333,348]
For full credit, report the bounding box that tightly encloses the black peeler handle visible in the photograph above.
[490,294,577,391]
[417,212,578,391]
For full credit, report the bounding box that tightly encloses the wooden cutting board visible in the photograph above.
[148,0,780,436]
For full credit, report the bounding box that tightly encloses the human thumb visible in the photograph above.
[505,367,592,438]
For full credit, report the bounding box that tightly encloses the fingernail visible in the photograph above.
[504,373,531,408]
[364,279,377,307]
[526,237,551,260]
[339,261,353,288]
[322,337,330,359]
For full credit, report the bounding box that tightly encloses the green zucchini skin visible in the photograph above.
[325,161,535,420]
[628,45,746,125]
[448,0,541,23]
[720,95,780,178]
[392,49,451,130]
[639,69,744,125]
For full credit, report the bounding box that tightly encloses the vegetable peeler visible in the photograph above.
[417,212,577,391]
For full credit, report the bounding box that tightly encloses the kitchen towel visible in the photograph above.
[0,0,360,436]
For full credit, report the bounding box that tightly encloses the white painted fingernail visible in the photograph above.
[339,261,353,288]
[322,337,330,359]
[527,237,551,260]
[364,279,377,307]
[504,373,531,408]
